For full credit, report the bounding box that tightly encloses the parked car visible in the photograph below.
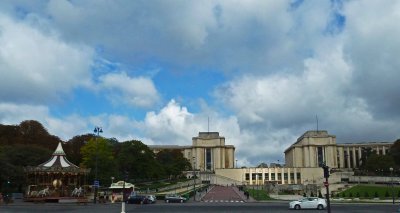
[146,195,156,203]
[164,194,186,203]
[127,195,150,204]
[289,197,327,210]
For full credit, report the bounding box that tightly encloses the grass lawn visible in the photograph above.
[337,184,400,199]
[246,188,274,201]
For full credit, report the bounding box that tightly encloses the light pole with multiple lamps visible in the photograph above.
[93,126,103,204]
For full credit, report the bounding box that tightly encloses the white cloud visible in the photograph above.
[98,72,160,108]
[0,14,94,104]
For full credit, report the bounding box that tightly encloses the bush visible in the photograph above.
[356,192,360,198]
[398,190,400,198]
[318,191,323,198]
[342,192,346,197]
[364,191,369,198]
[349,192,353,198]
[374,191,379,198]
[310,192,314,197]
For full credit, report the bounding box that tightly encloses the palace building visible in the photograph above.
[150,130,394,186]
[284,130,393,169]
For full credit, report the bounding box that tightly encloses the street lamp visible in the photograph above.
[390,167,394,204]
[193,157,196,201]
[93,126,103,204]
[236,159,238,168]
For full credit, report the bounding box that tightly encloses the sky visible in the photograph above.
[0,0,400,167]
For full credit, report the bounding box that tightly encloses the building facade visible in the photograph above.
[284,130,392,170]
[149,132,235,171]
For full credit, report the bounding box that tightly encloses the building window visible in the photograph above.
[337,150,341,168]
[317,146,324,166]
[245,173,249,181]
[290,173,295,180]
[284,173,288,180]
[344,150,348,168]
[206,148,212,170]
[271,173,275,180]
[278,173,282,180]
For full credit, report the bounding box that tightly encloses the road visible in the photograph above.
[1,200,399,213]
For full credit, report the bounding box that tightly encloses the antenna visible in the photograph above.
[316,114,319,132]
[207,116,210,133]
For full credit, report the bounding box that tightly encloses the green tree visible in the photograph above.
[365,153,396,175]
[364,191,369,198]
[81,137,117,187]
[156,150,191,179]
[390,139,400,167]
[114,140,163,181]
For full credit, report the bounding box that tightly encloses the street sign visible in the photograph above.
[324,181,329,187]
[94,180,100,188]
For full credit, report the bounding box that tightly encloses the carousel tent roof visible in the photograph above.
[38,142,79,168]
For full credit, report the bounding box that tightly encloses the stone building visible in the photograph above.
[149,132,235,171]
[284,130,392,169]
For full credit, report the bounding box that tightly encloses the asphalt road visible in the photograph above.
[1,200,399,213]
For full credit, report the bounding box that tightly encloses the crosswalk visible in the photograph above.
[202,200,244,203]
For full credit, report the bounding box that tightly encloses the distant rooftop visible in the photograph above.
[193,132,224,139]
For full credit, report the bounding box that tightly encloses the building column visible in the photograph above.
[382,146,386,155]
[338,147,343,169]
[345,147,349,168]
[304,147,310,167]
[352,147,357,169]
[294,168,297,184]
[287,168,291,184]
[249,168,253,185]
[268,168,271,181]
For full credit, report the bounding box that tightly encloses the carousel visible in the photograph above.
[24,142,91,203]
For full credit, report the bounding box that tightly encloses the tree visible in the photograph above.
[359,147,373,171]
[156,150,191,179]
[65,134,94,166]
[390,139,400,167]
[81,137,117,187]
[114,140,163,181]
[365,153,396,175]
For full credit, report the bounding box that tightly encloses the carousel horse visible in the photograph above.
[37,186,50,197]
[72,187,83,197]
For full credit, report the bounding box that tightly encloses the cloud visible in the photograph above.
[343,0,400,119]
[98,72,160,108]
[0,14,94,104]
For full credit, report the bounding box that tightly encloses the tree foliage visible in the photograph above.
[80,137,117,186]
[156,149,191,178]
[390,139,400,166]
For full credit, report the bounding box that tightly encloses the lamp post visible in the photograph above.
[93,126,103,204]
[390,167,394,204]
[236,159,238,168]
[121,171,128,213]
[193,157,196,201]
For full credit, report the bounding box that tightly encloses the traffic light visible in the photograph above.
[323,165,330,178]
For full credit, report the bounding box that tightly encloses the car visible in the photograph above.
[164,194,186,203]
[127,195,150,204]
[146,195,156,203]
[289,197,327,210]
